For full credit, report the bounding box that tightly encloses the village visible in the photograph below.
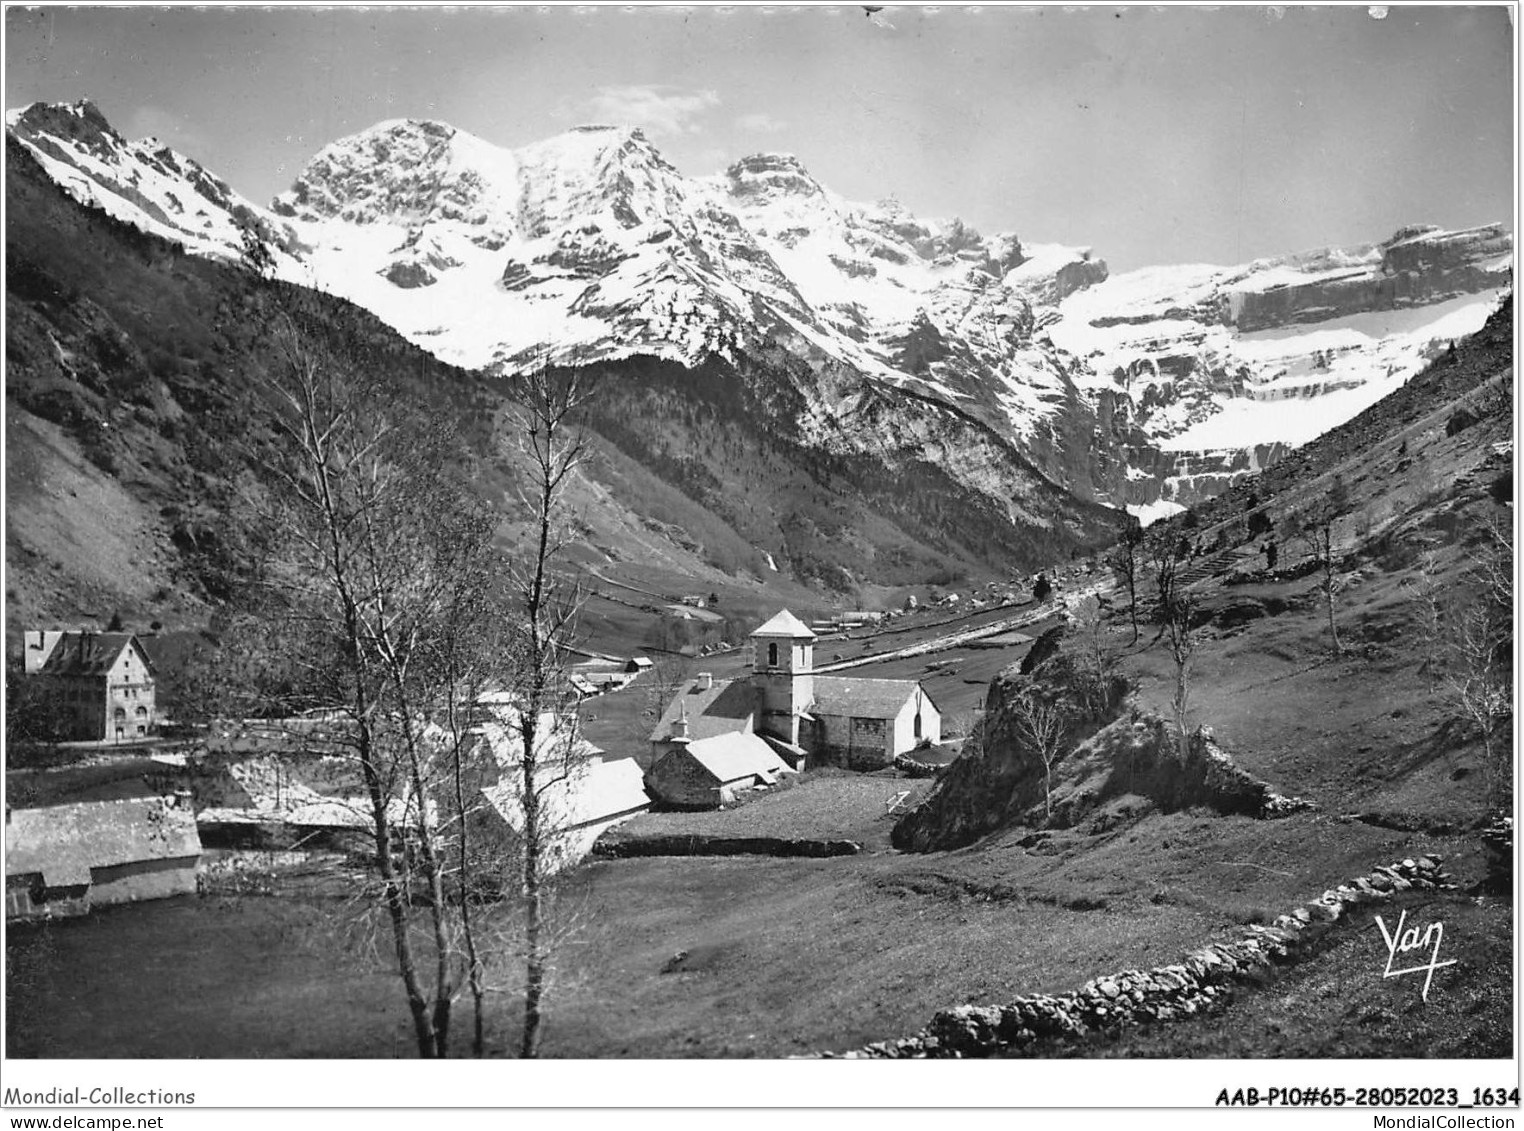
[3,566,1098,923]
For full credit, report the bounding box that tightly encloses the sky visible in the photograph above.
[4,3,1514,272]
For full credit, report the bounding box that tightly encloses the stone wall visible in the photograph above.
[593,834,861,859]
[825,855,1454,1058]
[892,752,944,778]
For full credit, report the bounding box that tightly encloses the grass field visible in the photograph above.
[610,771,935,849]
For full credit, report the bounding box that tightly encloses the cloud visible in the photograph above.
[587,85,719,136]
[124,105,206,153]
[736,112,787,134]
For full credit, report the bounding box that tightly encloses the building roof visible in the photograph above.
[474,708,604,769]
[750,609,816,639]
[664,603,726,623]
[811,676,926,719]
[680,732,793,785]
[759,734,808,763]
[35,633,152,678]
[483,756,651,833]
[4,795,200,887]
[648,678,757,744]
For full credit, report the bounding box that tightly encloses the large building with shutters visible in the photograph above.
[21,631,157,743]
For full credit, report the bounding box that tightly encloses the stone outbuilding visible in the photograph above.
[5,794,201,919]
[644,731,796,810]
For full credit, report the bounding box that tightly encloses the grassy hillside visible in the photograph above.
[4,137,496,633]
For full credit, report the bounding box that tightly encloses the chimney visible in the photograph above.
[23,630,64,675]
[695,672,713,692]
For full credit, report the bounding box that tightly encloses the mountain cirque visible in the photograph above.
[7,100,1512,518]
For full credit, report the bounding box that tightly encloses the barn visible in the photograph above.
[5,794,201,920]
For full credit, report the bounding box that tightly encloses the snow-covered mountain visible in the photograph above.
[8,100,1512,522]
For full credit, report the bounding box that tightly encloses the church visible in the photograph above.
[646,610,941,798]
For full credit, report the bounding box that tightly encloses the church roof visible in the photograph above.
[648,678,757,744]
[750,609,816,639]
[811,676,926,720]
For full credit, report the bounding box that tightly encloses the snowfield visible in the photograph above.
[7,99,1512,516]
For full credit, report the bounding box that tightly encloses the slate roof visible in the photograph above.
[682,732,793,785]
[474,708,604,769]
[483,756,651,833]
[811,676,926,720]
[4,796,200,888]
[648,678,757,744]
[36,633,151,678]
[750,609,816,639]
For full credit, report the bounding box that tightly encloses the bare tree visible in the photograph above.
[238,315,511,1057]
[1149,530,1198,762]
[498,361,596,1059]
[1008,685,1070,820]
[1066,592,1113,716]
[1282,476,1352,654]
[1108,521,1144,644]
[1409,515,1513,812]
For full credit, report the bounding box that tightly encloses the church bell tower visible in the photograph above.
[749,609,815,747]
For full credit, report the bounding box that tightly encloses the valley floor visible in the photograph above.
[4,800,1502,1059]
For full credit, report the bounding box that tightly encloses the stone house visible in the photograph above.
[647,609,941,779]
[22,631,157,742]
[643,730,796,809]
[5,794,201,920]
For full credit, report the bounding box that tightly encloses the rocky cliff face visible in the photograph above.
[7,100,1512,534]
[1224,224,1513,333]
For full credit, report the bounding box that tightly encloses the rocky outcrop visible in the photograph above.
[893,664,1311,853]
[825,856,1455,1058]
[1057,719,1316,824]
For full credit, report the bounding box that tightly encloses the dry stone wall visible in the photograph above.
[825,855,1454,1058]
[593,834,861,859]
